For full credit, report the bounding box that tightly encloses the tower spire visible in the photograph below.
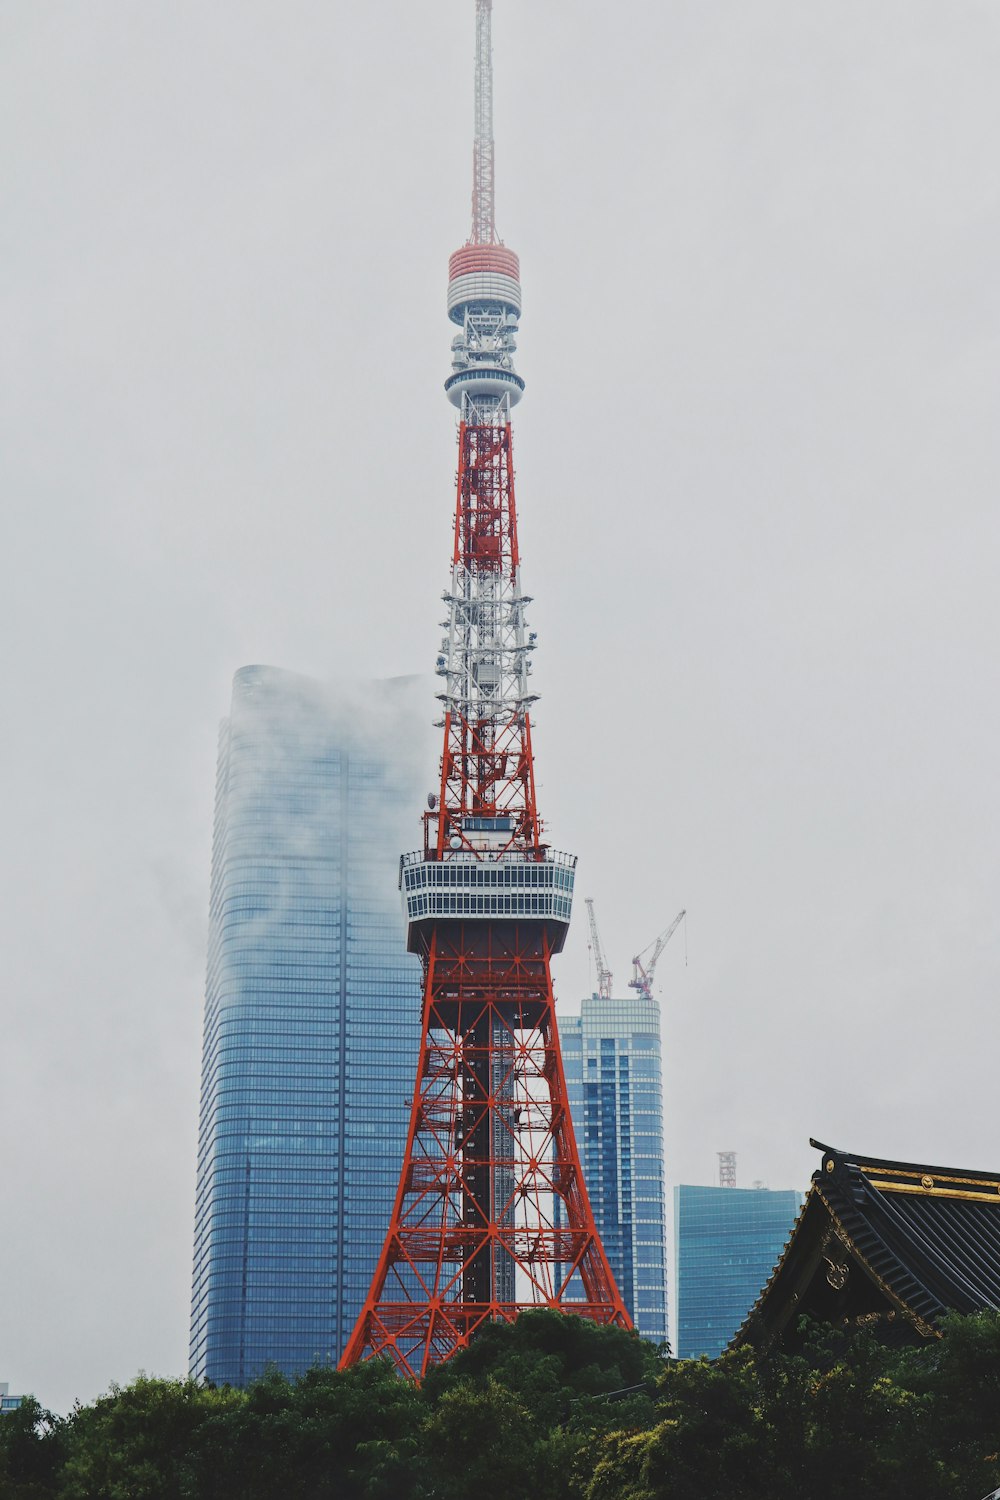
[472,0,496,245]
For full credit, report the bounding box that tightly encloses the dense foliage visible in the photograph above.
[5,1309,1000,1499]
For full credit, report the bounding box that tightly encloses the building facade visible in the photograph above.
[0,1384,23,1414]
[558,996,669,1344]
[190,666,426,1385]
[674,1184,801,1359]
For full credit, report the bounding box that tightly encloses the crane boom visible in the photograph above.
[629,909,686,1001]
[585,897,613,1000]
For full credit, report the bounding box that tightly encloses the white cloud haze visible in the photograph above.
[2,0,999,1412]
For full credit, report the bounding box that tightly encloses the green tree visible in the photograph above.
[189,1361,424,1500]
[602,1347,789,1500]
[581,1327,945,1500]
[0,1395,66,1499]
[424,1309,664,1424]
[894,1309,1000,1499]
[586,1427,660,1500]
[58,1376,236,1500]
[419,1376,538,1500]
[420,1310,665,1500]
[798,1336,939,1499]
[17,1308,1000,1499]
[54,1363,424,1500]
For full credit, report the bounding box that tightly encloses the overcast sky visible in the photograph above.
[3,0,999,1413]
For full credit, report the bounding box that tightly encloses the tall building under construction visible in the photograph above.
[559,995,670,1344]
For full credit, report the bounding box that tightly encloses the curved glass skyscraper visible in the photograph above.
[189,666,426,1385]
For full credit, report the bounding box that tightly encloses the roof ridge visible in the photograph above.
[812,1140,1000,1186]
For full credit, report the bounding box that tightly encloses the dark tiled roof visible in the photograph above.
[735,1140,1000,1350]
[813,1140,1000,1322]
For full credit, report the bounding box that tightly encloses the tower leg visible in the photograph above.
[340,923,631,1377]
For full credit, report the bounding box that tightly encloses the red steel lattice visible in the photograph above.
[340,0,629,1379]
[340,422,631,1379]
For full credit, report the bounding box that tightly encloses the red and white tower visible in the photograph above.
[340,0,630,1379]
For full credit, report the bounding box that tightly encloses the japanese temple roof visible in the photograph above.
[735,1140,1000,1350]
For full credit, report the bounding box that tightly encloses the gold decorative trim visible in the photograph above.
[813,1189,938,1340]
[866,1178,1000,1205]
[858,1164,1000,1192]
[853,1309,897,1329]
[824,1254,849,1291]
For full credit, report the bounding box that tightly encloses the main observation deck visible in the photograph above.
[400,845,576,954]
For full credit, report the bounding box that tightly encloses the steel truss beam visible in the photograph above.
[340,924,630,1378]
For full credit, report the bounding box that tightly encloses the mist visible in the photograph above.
[2,0,998,1412]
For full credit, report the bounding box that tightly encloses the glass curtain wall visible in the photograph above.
[674,1184,801,1358]
[190,667,426,1384]
[557,997,669,1344]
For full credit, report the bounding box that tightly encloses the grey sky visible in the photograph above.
[3,0,998,1413]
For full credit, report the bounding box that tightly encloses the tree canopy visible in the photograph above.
[4,1309,1000,1499]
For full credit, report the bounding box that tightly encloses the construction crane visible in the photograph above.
[629,909,686,1001]
[585,897,613,1000]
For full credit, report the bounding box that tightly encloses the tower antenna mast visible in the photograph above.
[472,0,497,245]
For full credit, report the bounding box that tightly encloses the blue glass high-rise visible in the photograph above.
[189,666,426,1385]
[674,1184,801,1358]
[558,995,669,1344]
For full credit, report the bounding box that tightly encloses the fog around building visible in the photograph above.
[2,0,999,1413]
[189,665,430,1377]
[211,667,431,992]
